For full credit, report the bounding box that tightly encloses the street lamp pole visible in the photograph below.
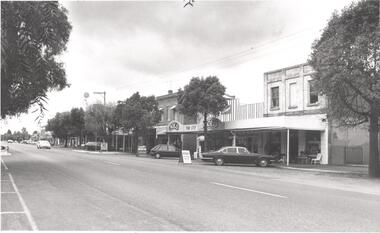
[93,91,107,151]
[93,91,106,105]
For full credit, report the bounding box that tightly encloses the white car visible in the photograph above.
[37,140,51,149]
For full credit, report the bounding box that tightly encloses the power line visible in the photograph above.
[116,25,321,90]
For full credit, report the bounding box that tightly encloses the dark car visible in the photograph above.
[202,146,275,167]
[150,144,181,159]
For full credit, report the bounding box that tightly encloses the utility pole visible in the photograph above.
[93,91,107,150]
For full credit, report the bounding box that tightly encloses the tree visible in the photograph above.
[21,127,30,140]
[309,0,380,177]
[70,108,85,145]
[84,104,115,143]
[1,1,72,119]
[113,92,161,153]
[46,112,71,147]
[177,76,228,151]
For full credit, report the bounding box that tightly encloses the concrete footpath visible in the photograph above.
[61,147,373,177]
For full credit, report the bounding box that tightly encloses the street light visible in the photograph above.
[93,91,106,105]
[93,91,107,150]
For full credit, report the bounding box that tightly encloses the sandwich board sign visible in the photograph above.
[180,150,192,164]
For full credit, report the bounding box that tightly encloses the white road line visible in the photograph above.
[1,211,25,214]
[211,182,288,199]
[1,159,8,170]
[103,161,120,166]
[8,173,39,231]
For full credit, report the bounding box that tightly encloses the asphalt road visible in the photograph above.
[1,143,380,231]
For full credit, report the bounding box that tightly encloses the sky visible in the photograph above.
[1,0,355,134]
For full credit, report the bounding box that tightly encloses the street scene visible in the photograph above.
[2,143,380,231]
[1,0,380,231]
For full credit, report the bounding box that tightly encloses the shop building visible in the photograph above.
[154,90,198,154]
[153,63,378,165]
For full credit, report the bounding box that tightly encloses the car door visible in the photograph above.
[167,145,178,157]
[224,147,239,163]
[238,147,251,163]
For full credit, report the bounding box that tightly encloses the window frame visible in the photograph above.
[270,86,280,109]
[308,80,319,105]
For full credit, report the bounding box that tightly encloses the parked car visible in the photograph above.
[137,145,147,154]
[7,140,13,143]
[202,146,275,167]
[85,142,101,151]
[36,140,51,149]
[149,144,181,159]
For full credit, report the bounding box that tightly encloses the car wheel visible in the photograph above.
[214,158,224,166]
[155,153,161,159]
[258,158,269,167]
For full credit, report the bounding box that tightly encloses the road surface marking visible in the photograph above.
[8,173,39,231]
[1,192,16,194]
[211,182,288,199]
[1,211,25,214]
[103,161,120,166]
[1,159,9,169]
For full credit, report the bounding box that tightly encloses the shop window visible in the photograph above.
[271,86,279,109]
[309,80,319,104]
[306,131,320,154]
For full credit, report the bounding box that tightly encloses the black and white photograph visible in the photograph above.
[1,0,380,231]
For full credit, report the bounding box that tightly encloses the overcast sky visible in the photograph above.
[1,0,354,134]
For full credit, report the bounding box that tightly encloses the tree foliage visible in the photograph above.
[309,0,380,177]
[113,92,160,152]
[46,108,85,147]
[84,104,114,139]
[177,76,228,151]
[1,1,72,119]
[1,127,30,141]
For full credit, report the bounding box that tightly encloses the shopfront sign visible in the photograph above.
[167,121,198,133]
[168,121,180,131]
[184,124,198,132]
[154,125,167,135]
[197,117,225,131]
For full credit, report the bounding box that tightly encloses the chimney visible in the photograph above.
[168,90,173,94]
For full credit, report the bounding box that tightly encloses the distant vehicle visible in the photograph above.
[202,146,275,167]
[7,140,13,143]
[137,145,147,154]
[149,144,181,159]
[85,142,101,151]
[21,140,28,144]
[37,140,51,149]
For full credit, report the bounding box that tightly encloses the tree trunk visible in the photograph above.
[132,128,138,154]
[64,136,68,148]
[203,112,208,152]
[368,110,380,178]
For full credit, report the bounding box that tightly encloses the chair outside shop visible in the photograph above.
[311,153,322,164]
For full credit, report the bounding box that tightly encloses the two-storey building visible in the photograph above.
[150,63,377,165]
